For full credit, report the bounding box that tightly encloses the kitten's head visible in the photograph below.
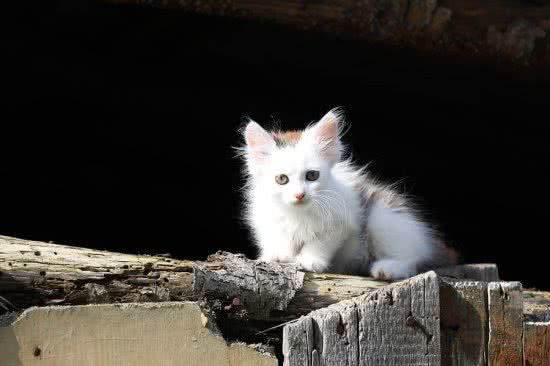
[242,108,345,207]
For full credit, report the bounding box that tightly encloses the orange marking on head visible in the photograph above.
[271,130,303,147]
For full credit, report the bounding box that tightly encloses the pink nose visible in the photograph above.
[294,192,305,201]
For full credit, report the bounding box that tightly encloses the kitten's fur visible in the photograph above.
[240,108,457,280]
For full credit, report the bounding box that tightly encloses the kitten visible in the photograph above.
[239,108,457,280]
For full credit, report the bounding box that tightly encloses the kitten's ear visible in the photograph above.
[307,108,344,162]
[244,120,275,163]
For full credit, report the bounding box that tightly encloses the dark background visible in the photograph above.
[3,1,549,289]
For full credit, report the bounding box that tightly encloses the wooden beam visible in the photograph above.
[107,0,550,67]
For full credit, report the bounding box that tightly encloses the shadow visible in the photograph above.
[440,281,487,365]
[0,324,23,366]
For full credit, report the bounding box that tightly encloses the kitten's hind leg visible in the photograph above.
[367,201,434,280]
[370,259,416,280]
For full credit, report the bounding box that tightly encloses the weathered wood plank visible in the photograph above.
[488,281,524,366]
[523,321,550,366]
[284,271,441,366]
[440,279,488,366]
[310,301,359,366]
[283,316,314,366]
[0,302,278,366]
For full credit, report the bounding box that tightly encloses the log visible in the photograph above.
[0,235,498,322]
[106,0,550,67]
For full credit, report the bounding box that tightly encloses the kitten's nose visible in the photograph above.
[294,192,305,201]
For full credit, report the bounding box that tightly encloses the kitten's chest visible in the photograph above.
[276,213,332,243]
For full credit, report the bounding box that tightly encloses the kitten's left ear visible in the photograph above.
[306,108,344,162]
[244,120,275,163]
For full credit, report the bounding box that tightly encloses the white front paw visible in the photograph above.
[370,259,416,281]
[259,253,293,264]
[295,253,329,273]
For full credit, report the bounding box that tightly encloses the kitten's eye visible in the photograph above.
[275,174,289,185]
[305,170,320,181]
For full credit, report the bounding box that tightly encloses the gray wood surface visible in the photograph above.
[283,271,441,366]
[440,279,488,366]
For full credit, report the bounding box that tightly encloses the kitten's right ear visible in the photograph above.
[244,120,275,163]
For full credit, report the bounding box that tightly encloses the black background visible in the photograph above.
[3,1,549,289]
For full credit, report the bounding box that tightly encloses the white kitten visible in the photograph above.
[239,108,457,280]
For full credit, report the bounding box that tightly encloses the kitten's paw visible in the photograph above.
[259,253,293,264]
[370,259,416,281]
[295,253,329,273]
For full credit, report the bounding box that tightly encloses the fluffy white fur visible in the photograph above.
[240,108,454,280]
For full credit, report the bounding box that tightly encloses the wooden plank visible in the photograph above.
[439,279,488,366]
[523,321,550,366]
[356,270,441,365]
[283,302,360,366]
[488,281,524,366]
[310,301,359,366]
[283,316,314,366]
[283,271,441,365]
[0,302,278,366]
